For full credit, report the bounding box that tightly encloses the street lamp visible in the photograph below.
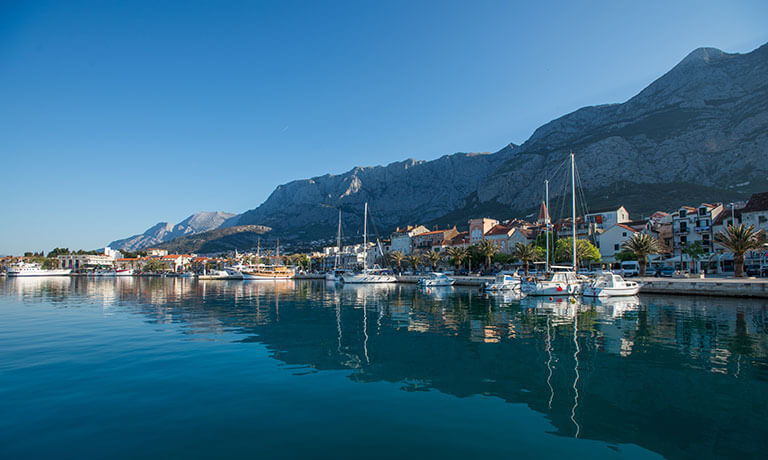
[728,202,736,227]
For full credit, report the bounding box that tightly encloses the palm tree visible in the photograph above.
[476,240,499,272]
[446,247,468,272]
[424,250,443,271]
[513,242,541,276]
[715,224,767,277]
[622,233,664,276]
[389,251,406,274]
[406,254,422,272]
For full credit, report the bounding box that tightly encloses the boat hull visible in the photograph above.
[582,285,641,297]
[341,274,396,284]
[7,269,71,277]
[522,282,582,296]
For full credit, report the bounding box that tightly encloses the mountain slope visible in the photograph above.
[230,148,517,240]
[108,211,236,251]
[233,42,767,238]
[154,225,271,254]
[477,44,768,218]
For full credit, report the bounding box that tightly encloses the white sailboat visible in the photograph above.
[483,272,521,292]
[341,202,396,284]
[417,272,455,287]
[523,153,584,296]
[326,208,351,282]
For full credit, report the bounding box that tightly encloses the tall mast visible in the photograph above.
[363,202,368,271]
[571,152,577,270]
[335,208,342,270]
[276,239,280,265]
[545,179,550,273]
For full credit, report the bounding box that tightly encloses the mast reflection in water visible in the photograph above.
[1,277,767,459]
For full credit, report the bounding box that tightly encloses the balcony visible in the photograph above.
[673,228,689,235]
[694,225,711,233]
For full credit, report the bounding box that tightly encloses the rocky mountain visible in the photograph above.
[154,225,271,254]
[230,42,767,241]
[108,211,236,251]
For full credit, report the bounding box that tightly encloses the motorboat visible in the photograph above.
[582,272,640,297]
[483,272,521,292]
[521,266,584,296]
[341,267,397,284]
[179,272,196,279]
[417,272,455,287]
[198,269,230,280]
[6,262,71,277]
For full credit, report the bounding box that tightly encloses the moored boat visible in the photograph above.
[582,272,640,297]
[417,272,455,287]
[483,272,521,292]
[522,266,584,296]
[241,264,295,280]
[7,262,71,277]
[341,267,396,284]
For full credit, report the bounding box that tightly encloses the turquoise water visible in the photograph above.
[1,278,766,459]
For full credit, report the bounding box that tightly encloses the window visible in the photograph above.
[679,222,687,232]
[622,232,627,237]
[759,215,767,224]
[698,207,706,216]
[680,236,687,245]
[614,244,619,251]
[679,210,687,218]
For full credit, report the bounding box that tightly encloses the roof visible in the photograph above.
[742,192,768,213]
[116,258,140,261]
[414,228,455,237]
[616,223,640,233]
[485,224,513,236]
[537,202,549,222]
[585,205,626,214]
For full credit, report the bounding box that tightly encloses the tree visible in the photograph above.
[682,241,706,274]
[46,248,70,258]
[389,251,406,273]
[423,250,443,271]
[142,259,167,273]
[715,224,767,277]
[555,237,601,268]
[622,233,664,276]
[446,247,468,272]
[406,254,422,272]
[476,240,499,271]
[513,242,543,276]
[615,250,638,262]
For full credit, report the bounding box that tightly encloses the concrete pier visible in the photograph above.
[636,276,768,298]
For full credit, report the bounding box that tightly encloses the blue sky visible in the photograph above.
[1,0,767,254]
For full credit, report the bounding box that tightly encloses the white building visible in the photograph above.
[584,206,630,231]
[740,192,768,233]
[597,223,640,263]
[389,225,429,255]
[671,203,724,257]
[57,247,122,270]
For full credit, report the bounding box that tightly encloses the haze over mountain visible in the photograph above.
[111,42,768,251]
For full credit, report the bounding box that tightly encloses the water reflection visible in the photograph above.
[1,278,767,458]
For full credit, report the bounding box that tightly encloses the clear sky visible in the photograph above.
[1,0,767,255]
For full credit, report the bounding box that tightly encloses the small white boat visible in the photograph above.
[223,266,244,279]
[325,268,352,283]
[114,268,134,276]
[418,272,455,287]
[6,262,71,277]
[522,266,584,296]
[582,272,640,297]
[341,268,397,284]
[483,272,521,292]
[179,272,196,279]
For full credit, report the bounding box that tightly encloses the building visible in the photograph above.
[584,206,630,231]
[57,247,122,270]
[597,223,640,263]
[412,227,459,252]
[484,224,516,253]
[468,218,498,244]
[671,203,724,257]
[389,225,430,255]
[740,192,768,233]
[147,248,169,257]
[644,211,673,252]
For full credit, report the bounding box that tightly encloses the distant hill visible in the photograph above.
[154,225,271,254]
[108,211,236,251]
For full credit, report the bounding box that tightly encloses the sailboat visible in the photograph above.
[340,202,396,284]
[522,153,584,296]
[241,240,296,280]
[326,208,351,282]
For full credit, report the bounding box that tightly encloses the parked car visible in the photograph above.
[645,267,658,277]
[658,267,676,277]
[745,264,762,277]
[621,261,640,277]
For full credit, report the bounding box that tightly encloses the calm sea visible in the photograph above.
[1,277,766,459]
